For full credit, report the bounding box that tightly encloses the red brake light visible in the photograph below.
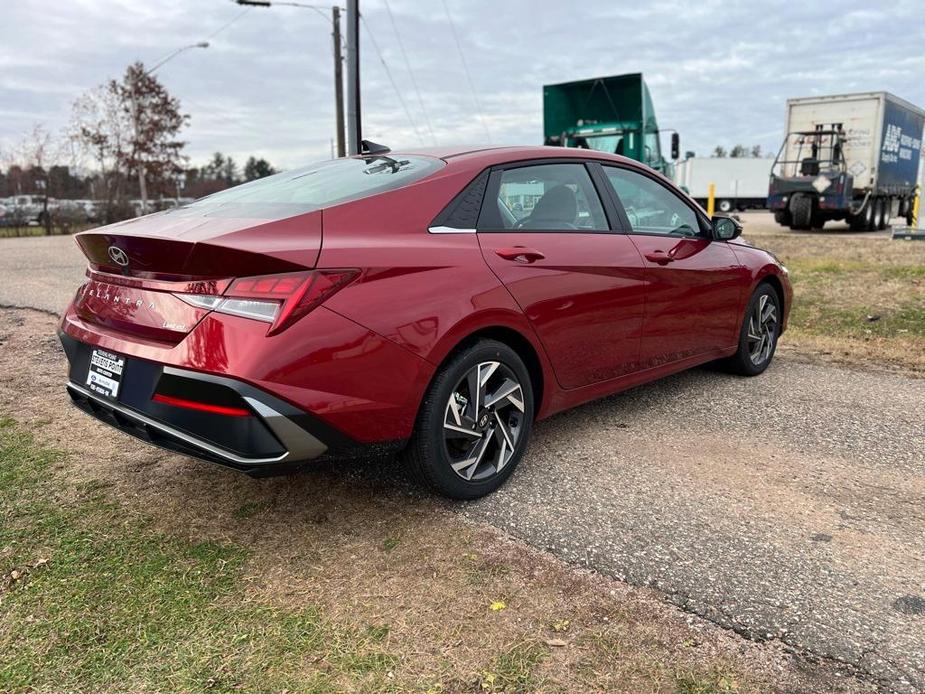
[224,269,359,335]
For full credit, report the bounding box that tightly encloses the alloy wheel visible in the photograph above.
[747,294,778,365]
[443,361,525,482]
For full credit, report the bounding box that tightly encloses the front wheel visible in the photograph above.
[723,284,781,376]
[404,339,534,499]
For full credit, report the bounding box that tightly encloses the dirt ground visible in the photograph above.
[0,307,874,693]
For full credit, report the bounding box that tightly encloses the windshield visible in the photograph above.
[176,155,444,219]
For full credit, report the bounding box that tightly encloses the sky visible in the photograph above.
[2,0,925,171]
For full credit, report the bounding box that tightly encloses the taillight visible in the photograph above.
[174,270,358,335]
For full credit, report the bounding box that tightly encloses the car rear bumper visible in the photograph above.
[60,331,405,475]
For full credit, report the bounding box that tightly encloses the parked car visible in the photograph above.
[58,146,791,499]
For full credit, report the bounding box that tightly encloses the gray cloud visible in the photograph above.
[2,0,924,169]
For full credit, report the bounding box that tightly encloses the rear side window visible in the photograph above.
[480,163,609,231]
[179,155,444,219]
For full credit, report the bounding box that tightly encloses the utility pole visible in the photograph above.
[135,41,209,215]
[236,1,346,157]
[332,5,345,157]
[345,0,361,154]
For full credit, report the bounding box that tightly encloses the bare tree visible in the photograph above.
[71,83,134,221]
[118,62,188,212]
[729,144,748,158]
[711,146,727,158]
[70,62,188,220]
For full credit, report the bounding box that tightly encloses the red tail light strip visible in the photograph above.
[152,393,252,417]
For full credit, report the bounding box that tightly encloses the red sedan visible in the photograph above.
[59,146,791,498]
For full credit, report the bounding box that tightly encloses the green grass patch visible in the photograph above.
[790,297,925,339]
[232,499,272,520]
[480,640,548,691]
[0,419,399,692]
[675,669,742,694]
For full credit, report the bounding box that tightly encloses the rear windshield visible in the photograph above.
[177,155,444,219]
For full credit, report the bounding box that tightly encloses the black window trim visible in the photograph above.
[594,162,713,239]
[474,158,621,234]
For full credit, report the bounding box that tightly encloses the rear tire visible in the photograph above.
[403,339,534,499]
[872,198,884,230]
[723,283,781,376]
[853,198,876,231]
[774,210,792,227]
[879,198,891,230]
[790,195,812,230]
[718,199,733,213]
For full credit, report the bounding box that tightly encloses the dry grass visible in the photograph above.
[0,308,870,693]
[745,229,925,375]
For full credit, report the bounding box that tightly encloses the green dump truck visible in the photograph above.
[543,73,679,175]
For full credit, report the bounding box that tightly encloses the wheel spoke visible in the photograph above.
[479,361,500,387]
[484,378,524,410]
[444,421,482,438]
[493,411,515,450]
[466,368,481,419]
[451,435,492,480]
[447,396,463,426]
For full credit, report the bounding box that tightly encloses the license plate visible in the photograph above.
[86,349,125,400]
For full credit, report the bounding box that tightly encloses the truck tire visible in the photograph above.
[879,198,891,230]
[790,195,813,230]
[872,198,884,231]
[718,199,733,213]
[851,198,876,231]
[774,210,792,227]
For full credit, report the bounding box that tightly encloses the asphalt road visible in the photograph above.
[1,232,923,692]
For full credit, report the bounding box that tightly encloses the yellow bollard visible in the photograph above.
[707,183,716,217]
[913,192,920,228]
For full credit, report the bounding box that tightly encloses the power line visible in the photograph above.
[441,0,491,142]
[383,0,436,145]
[207,6,252,40]
[360,13,425,145]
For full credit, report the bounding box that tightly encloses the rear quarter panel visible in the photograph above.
[317,171,558,417]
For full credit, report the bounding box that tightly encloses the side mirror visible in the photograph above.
[671,132,680,160]
[712,215,741,240]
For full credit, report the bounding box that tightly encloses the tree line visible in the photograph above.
[710,144,770,158]
[0,63,277,226]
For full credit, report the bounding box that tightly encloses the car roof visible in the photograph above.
[386,145,643,171]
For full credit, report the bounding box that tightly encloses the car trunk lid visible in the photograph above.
[72,208,323,342]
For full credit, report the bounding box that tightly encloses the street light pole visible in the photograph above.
[345,0,360,155]
[135,41,209,214]
[332,6,345,157]
[236,0,346,157]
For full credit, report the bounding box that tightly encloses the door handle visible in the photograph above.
[644,251,674,265]
[496,247,546,263]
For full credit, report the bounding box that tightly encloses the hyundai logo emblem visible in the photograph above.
[108,246,129,267]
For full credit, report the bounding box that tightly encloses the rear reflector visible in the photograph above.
[174,269,358,335]
[152,393,252,417]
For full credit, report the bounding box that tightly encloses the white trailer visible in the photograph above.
[769,91,925,230]
[674,157,771,212]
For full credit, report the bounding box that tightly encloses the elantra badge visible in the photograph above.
[108,246,129,266]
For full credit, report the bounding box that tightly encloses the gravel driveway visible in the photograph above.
[1,233,922,692]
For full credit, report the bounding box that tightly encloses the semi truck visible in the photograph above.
[769,92,925,230]
[673,157,772,212]
[543,73,678,176]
